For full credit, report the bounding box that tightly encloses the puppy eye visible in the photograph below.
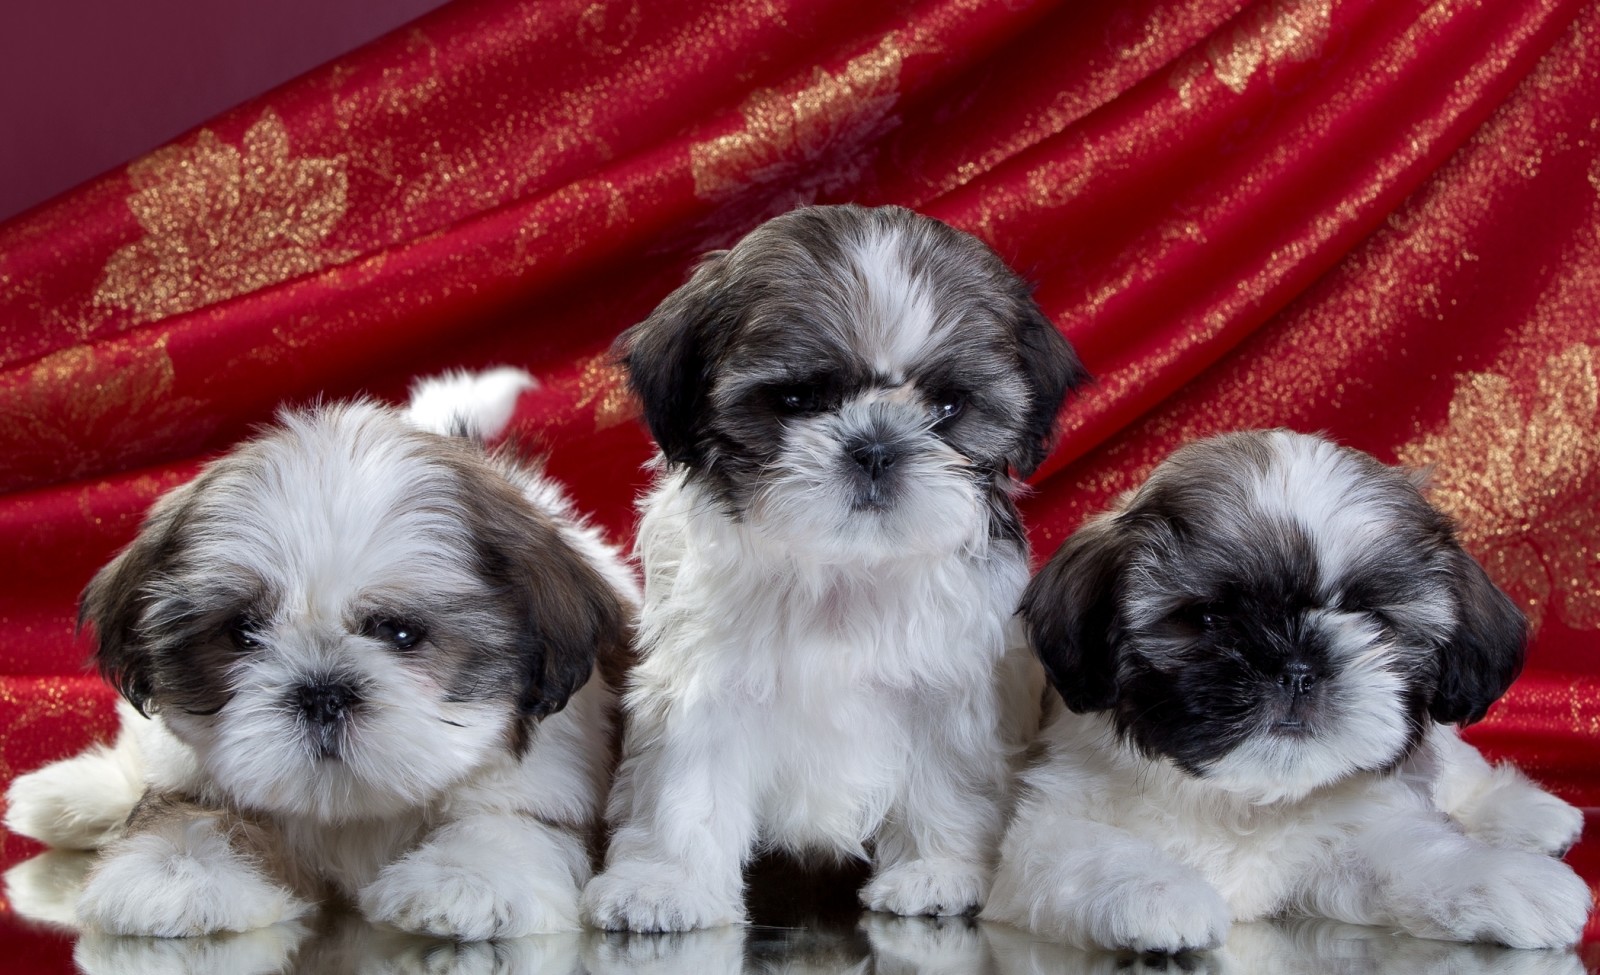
[929,391,967,428]
[228,615,264,651]
[1174,604,1228,632]
[365,618,426,651]
[771,383,827,415]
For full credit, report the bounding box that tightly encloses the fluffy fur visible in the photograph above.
[584,204,1087,931]
[5,369,638,939]
[984,429,1591,951]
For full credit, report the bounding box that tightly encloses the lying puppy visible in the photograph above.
[984,429,1590,951]
[583,204,1087,930]
[4,369,636,939]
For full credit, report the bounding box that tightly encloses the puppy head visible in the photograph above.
[1021,429,1525,803]
[81,402,628,821]
[618,204,1087,561]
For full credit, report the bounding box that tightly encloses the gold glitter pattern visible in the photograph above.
[571,352,637,431]
[1172,0,1332,105]
[690,32,911,203]
[1398,345,1600,633]
[93,110,354,323]
[0,331,203,482]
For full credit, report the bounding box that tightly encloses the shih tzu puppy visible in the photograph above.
[583,204,1087,931]
[983,429,1591,951]
[4,368,637,939]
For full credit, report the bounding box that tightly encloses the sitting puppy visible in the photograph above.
[983,429,1591,951]
[583,204,1087,930]
[4,369,636,939]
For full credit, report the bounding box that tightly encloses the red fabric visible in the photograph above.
[0,0,1597,954]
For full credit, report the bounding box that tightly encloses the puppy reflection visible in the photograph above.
[985,430,1590,951]
[983,918,1589,975]
[6,369,636,940]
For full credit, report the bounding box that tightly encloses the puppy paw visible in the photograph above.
[1394,848,1592,949]
[582,862,743,932]
[77,822,310,937]
[359,849,581,939]
[1454,778,1584,858]
[861,859,987,917]
[1085,871,1230,954]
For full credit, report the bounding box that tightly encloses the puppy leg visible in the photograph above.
[981,811,1230,952]
[862,748,1001,917]
[1422,725,1583,857]
[1303,812,1591,948]
[583,718,756,932]
[359,812,589,938]
[76,795,311,937]
[5,714,144,850]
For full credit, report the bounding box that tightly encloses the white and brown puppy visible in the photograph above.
[4,369,637,939]
[583,204,1087,931]
[984,429,1590,951]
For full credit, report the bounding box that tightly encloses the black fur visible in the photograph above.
[1018,516,1126,713]
[1429,544,1527,726]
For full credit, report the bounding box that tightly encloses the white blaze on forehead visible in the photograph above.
[1246,432,1397,585]
[185,405,484,617]
[844,228,950,378]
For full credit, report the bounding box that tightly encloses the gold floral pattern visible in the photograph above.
[690,32,910,205]
[1171,0,1332,106]
[1397,344,1600,632]
[0,331,205,483]
[93,110,353,323]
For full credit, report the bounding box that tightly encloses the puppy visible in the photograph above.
[583,204,1088,930]
[983,429,1591,951]
[4,369,637,939]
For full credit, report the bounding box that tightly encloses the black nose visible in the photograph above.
[296,682,359,726]
[1276,660,1319,697]
[850,442,897,481]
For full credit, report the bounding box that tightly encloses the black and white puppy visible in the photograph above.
[984,429,1590,951]
[582,204,1087,930]
[4,369,637,939]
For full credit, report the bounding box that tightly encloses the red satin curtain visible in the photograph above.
[0,0,1596,883]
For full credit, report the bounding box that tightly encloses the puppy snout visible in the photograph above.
[295,681,360,726]
[1276,660,1320,697]
[850,441,898,481]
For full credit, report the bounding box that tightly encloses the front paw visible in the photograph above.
[1393,848,1592,948]
[77,824,310,936]
[1455,779,1584,858]
[359,850,581,939]
[861,859,988,917]
[582,862,743,932]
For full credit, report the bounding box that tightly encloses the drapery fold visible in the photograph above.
[0,0,1596,912]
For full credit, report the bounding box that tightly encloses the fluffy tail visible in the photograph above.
[405,367,538,440]
[4,704,145,850]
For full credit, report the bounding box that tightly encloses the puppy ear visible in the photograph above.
[1019,513,1127,712]
[1007,300,1089,478]
[459,459,631,720]
[79,484,198,716]
[615,253,730,467]
[1429,544,1527,726]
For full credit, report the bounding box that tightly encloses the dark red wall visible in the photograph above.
[0,0,450,223]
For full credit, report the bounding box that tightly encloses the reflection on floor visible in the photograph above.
[4,846,1593,975]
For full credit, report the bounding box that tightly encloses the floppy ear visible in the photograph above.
[614,252,731,467]
[79,483,199,716]
[1006,299,1089,478]
[461,464,631,720]
[1429,543,1527,726]
[1018,513,1128,712]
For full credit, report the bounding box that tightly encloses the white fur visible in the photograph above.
[8,370,636,940]
[1418,723,1585,856]
[985,707,1591,951]
[3,706,146,850]
[586,467,1038,931]
[986,431,1593,951]
[404,365,536,440]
